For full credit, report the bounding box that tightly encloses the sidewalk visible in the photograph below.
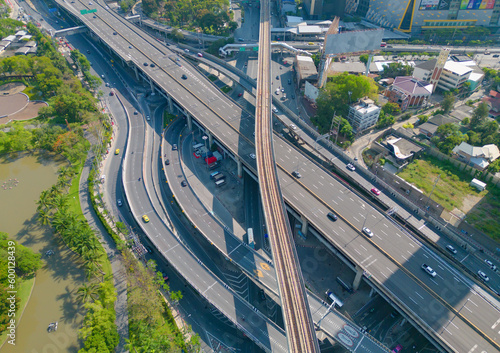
[78,145,130,353]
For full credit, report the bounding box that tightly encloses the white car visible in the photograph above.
[249,153,256,159]
[478,270,490,282]
[272,107,278,113]
[290,124,296,130]
[362,227,373,238]
[346,163,355,171]
[421,264,437,277]
[485,259,497,270]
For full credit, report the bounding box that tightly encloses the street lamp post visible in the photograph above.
[202,135,209,169]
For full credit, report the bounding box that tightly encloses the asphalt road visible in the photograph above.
[52,1,500,351]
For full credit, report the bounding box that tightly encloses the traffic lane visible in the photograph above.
[273,139,495,300]
[123,128,286,352]
[164,124,278,289]
[277,167,500,351]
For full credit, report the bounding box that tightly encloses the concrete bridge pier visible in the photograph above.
[301,215,308,235]
[237,159,242,178]
[133,65,140,81]
[167,95,173,113]
[353,265,364,291]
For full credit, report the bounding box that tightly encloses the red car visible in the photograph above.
[238,92,243,97]
[371,187,381,196]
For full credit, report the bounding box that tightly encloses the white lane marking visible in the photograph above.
[430,278,439,286]
[386,267,394,275]
[380,272,388,279]
[418,224,426,230]
[396,233,402,237]
[415,292,424,300]
[492,318,500,330]
[383,223,388,228]
[401,254,408,261]
[353,216,360,223]
[338,196,343,201]
[423,253,429,258]
[467,344,477,353]
[338,227,345,233]
[409,297,418,305]
[469,300,478,307]
[408,242,415,248]
[361,255,373,264]
[359,245,367,252]
[317,209,325,214]
[354,249,361,255]
[380,230,387,235]
[366,259,378,268]
[332,200,338,205]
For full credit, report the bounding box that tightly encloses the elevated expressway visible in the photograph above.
[163,119,390,353]
[53,1,500,352]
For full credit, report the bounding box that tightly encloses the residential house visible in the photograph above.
[418,114,460,138]
[482,90,500,119]
[452,142,500,170]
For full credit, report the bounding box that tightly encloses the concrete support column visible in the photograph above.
[149,78,155,93]
[353,265,364,291]
[237,159,243,178]
[301,215,308,235]
[369,287,376,297]
[134,65,139,81]
[167,95,173,113]
[186,114,192,130]
[208,132,213,146]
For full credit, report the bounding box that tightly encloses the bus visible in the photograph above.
[325,290,344,308]
[247,228,255,249]
[215,179,226,187]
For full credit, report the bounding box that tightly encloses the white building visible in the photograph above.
[413,59,473,92]
[347,97,381,132]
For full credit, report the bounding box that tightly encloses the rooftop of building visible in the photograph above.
[384,135,424,159]
[392,76,433,95]
[414,58,437,71]
[444,61,473,76]
[351,97,380,114]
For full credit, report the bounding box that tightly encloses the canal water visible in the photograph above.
[0,152,85,353]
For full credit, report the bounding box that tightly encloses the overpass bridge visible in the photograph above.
[52,1,500,352]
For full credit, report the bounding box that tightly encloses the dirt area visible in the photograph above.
[2,101,48,124]
[0,82,26,95]
[460,193,482,214]
[0,83,47,124]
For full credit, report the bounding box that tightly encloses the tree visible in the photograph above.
[441,93,455,114]
[470,102,489,128]
[382,102,401,115]
[76,283,100,304]
[359,54,369,64]
[418,115,429,123]
[376,111,396,128]
[313,73,378,133]
[380,62,414,78]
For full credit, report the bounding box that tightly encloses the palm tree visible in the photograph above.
[37,209,51,225]
[76,283,99,304]
[37,189,51,212]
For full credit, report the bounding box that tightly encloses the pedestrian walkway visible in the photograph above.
[78,146,130,353]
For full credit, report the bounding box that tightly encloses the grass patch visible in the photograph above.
[398,153,500,241]
[220,85,231,93]
[0,276,35,347]
[208,74,217,81]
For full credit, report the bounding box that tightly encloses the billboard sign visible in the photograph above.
[460,0,494,9]
[419,0,450,10]
[323,29,384,56]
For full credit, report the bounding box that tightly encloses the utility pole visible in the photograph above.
[425,174,440,213]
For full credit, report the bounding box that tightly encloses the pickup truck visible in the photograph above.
[421,264,437,277]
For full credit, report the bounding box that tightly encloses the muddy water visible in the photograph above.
[0,152,85,353]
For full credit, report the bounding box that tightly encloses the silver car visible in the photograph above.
[362,227,373,238]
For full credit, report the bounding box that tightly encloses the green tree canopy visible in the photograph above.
[470,102,489,129]
[441,93,455,114]
[313,73,378,133]
[380,62,414,79]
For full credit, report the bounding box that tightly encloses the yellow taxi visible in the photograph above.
[114,149,120,155]
[142,215,149,223]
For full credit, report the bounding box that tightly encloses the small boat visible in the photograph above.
[47,322,58,333]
